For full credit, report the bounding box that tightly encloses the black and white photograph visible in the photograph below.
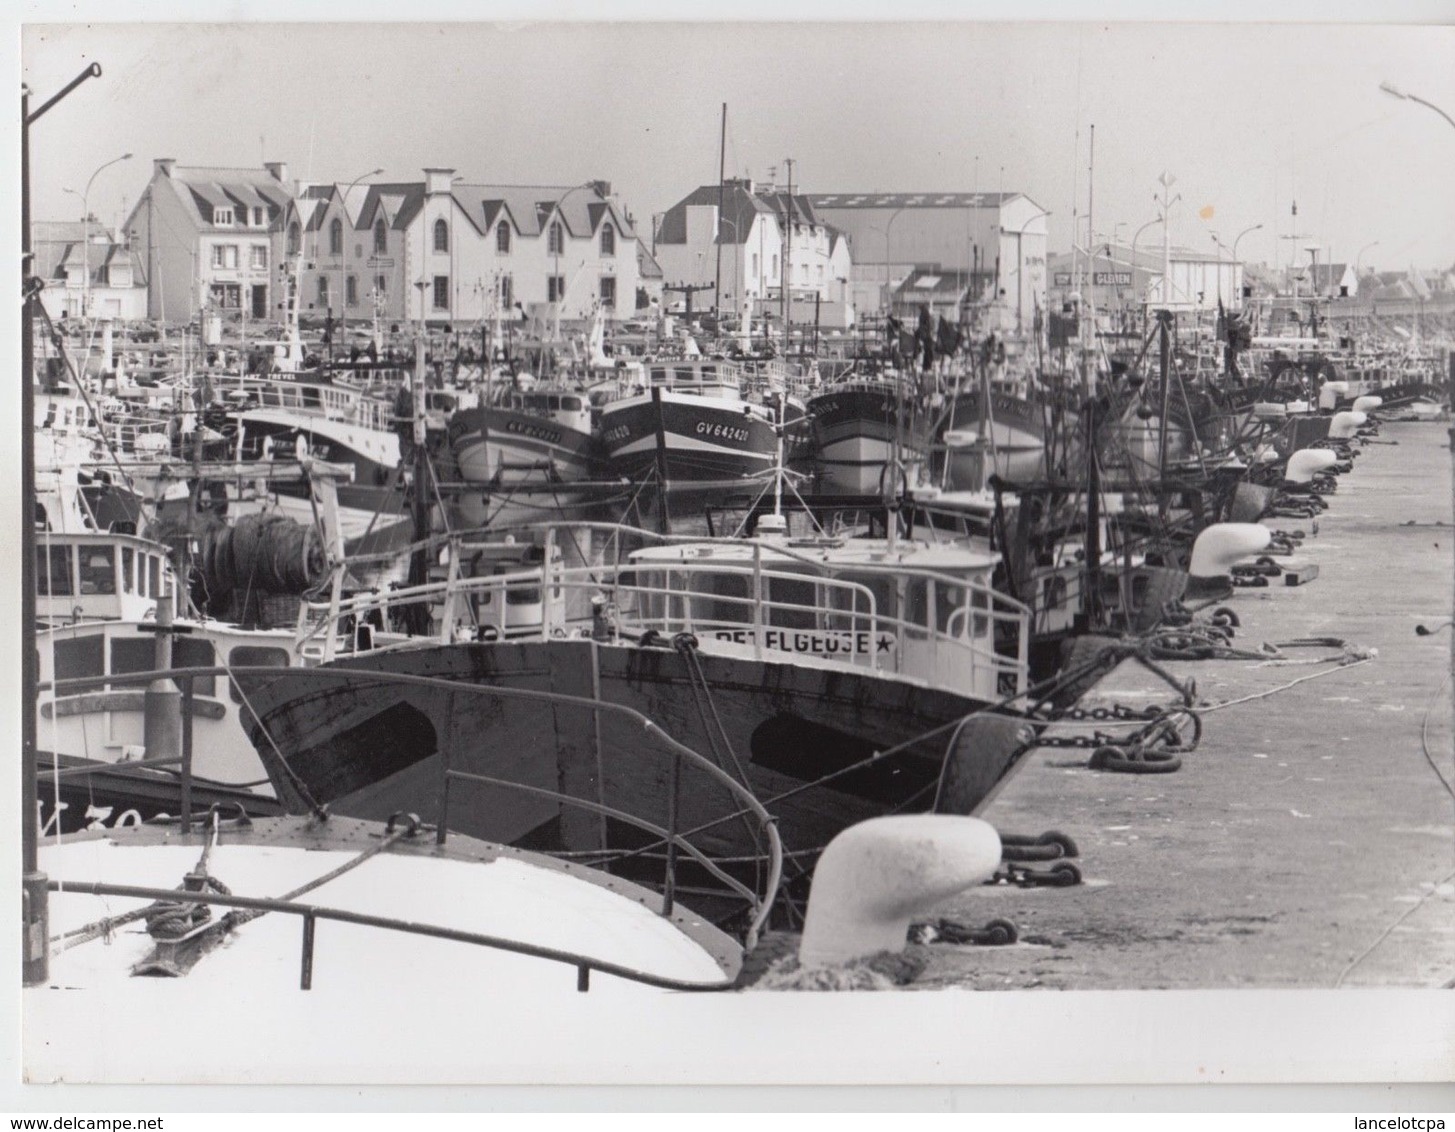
[8,4,1455,1108]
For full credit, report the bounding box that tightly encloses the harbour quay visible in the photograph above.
[926,419,1455,990]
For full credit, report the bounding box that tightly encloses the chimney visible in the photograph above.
[424,168,457,195]
[263,161,288,183]
[154,158,176,178]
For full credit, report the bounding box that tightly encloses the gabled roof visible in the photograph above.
[451,184,633,241]
[1304,263,1352,285]
[636,238,663,280]
[355,183,425,232]
[655,183,775,246]
[155,165,292,229]
[50,241,144,286]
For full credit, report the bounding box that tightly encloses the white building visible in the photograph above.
[1049,244,1245,314]
[805,191,1050,329]
[285,171,643,327]
[31,221,148,321]
[654,179,854,326]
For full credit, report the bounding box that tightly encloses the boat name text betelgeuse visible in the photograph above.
[712,627,895,656]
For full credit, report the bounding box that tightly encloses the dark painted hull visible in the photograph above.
[808,385,928,495]
[450,405,602,485]
[236,639,1035,865]
[35,752,282,836]
[600,396,779,483]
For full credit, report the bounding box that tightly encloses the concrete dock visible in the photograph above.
[929,419,1455,990]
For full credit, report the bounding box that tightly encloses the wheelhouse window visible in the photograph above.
[78,546,116,595]
[600,223,615,256]
[548,221,564,256]
[433,218,449,253]
[373,218,388,254]
[433,275,450,310]
[228,646,290,703]
[496,222,511,254]
[38,544,73,596]
[329,218,344,256]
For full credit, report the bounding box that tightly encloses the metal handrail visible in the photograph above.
[42,662,784,947]
[46,878,737,993]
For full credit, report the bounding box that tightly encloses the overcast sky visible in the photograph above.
[20,12,1455,274]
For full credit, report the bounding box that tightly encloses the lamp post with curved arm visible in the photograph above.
[1230,223,1263,308]
[66,151,132,317]
[881,206,909,318]
[1355,240,1380,285]
[336,168,383,347]
[1006,208,1052,334]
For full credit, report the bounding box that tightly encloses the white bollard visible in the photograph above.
[1327,411,1367,440]
[1286,448,1339,484]
[798,815,1003,969]
[1188,522,1273,580]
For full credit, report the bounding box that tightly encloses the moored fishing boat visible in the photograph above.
[806,373,931,495]
[596,358,791,485]
[234,517,1047,878]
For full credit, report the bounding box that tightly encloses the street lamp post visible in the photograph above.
[881,206,909,319]
[336,168,384,352]
[1231,223,1263,308]
[1355,239,1380,282]
[66,151,132,318]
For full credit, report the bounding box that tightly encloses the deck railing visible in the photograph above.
[40,662,784,956]
[299,521,1031,700]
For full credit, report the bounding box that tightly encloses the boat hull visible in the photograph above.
[236,639,1034,864]
[941,390,1053,486]
[600,393,779,484]
[808,386,928,495]
[449,405,601,486]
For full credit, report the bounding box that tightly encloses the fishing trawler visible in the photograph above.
[232,509,1045,877]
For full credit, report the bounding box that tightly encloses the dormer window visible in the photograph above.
[213,208,233,227]
[433,218,449,253]
[600,223,615,257]
[496,221,511,254]
[252,206,265,228]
